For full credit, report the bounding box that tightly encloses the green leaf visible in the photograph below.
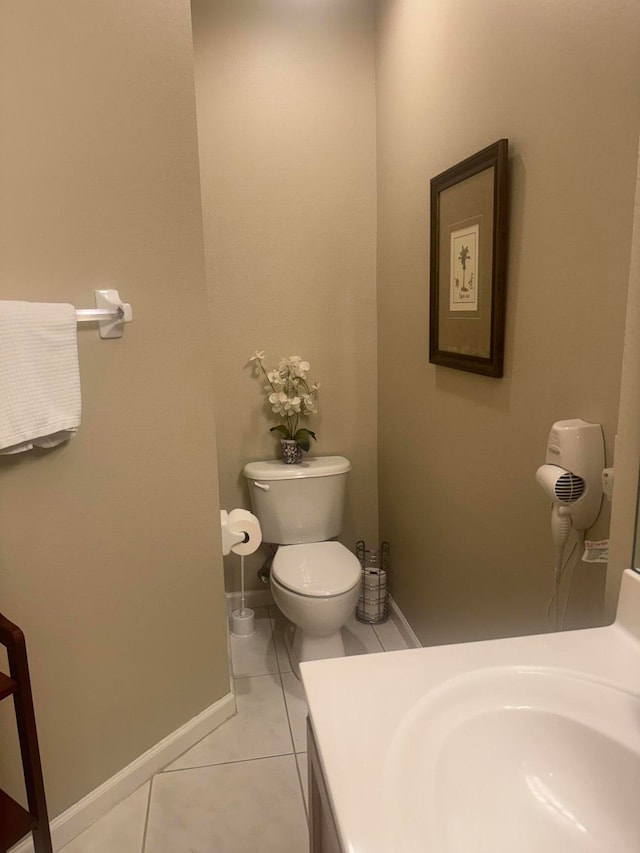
[294,428,317,452]
[270,425,292,439]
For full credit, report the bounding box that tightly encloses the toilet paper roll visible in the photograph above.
[361,590,385,604]
[362,568,387,588]
[359,600,385,621]
[226,508,262,556]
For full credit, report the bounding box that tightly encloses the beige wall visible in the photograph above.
[0,0,229,818]
[191,0,378,591]
[376,0,640,645]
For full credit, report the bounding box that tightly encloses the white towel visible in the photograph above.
[0,301,81,454]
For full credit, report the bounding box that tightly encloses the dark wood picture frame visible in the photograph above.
[429,139,509,377]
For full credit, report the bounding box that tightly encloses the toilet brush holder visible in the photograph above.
[231,608,256,638]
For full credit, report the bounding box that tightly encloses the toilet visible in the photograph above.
[242,455,361,676]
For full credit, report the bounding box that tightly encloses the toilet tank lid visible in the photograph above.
[243,455,351,481]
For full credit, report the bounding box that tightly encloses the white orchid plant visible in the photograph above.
[249,351,320,451]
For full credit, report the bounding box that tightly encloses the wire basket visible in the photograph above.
[355,540,390,624]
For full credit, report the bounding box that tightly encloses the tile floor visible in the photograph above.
[59,607,408,852]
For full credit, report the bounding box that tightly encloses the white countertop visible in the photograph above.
[300,570,640,853]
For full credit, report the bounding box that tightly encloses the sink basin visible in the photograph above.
[302,571,640,853]
[386,667,640,853]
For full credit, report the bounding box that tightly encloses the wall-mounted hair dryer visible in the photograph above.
[535,419,604,577]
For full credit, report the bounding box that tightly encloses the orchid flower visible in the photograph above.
[249,352,319,451]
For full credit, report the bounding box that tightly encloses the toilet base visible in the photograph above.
[285,624,346,679]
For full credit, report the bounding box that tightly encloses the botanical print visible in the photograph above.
[449,223,479,312]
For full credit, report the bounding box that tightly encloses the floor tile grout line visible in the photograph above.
[233,670,281,680]
[370,625,385,652]
[161,750,299,774]
[278,670,298,753]
[294,751,309,822]
[282,677,309,822]
[275,627,309,809]
[266,605,277,651]
[268,608,281,673]
[371,623,388,652]
[269,607,293,676]
[140,775,154,853]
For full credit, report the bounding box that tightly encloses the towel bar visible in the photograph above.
[75,307,123,321]
[76,289,132,339]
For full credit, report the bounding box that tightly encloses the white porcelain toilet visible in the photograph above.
[242,455,361,676]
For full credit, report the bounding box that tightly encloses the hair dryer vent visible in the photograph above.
[553,471,585,503]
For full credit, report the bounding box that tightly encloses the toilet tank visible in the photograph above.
[242,456,351,545]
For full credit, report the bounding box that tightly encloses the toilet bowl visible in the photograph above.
[242,455,361,676]
[270,541,361,676]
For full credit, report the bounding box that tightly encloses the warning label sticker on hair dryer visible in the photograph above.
[582,539,609,563]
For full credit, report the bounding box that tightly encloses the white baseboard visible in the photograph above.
[225,589,420,647]
[10,691,236,853]
[226,588,274,611]
[389,595,421,649]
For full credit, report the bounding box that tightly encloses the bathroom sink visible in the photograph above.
[302,571,640,853]
[387,666,640,853]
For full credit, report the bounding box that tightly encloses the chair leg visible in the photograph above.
[3,618,53,853]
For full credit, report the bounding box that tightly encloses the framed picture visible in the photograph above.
[429,139,509,377]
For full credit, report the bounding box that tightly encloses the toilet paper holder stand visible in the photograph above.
[220,508,263,640]
[220,509,258,556]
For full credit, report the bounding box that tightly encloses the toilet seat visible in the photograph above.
[272,541,361,598]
